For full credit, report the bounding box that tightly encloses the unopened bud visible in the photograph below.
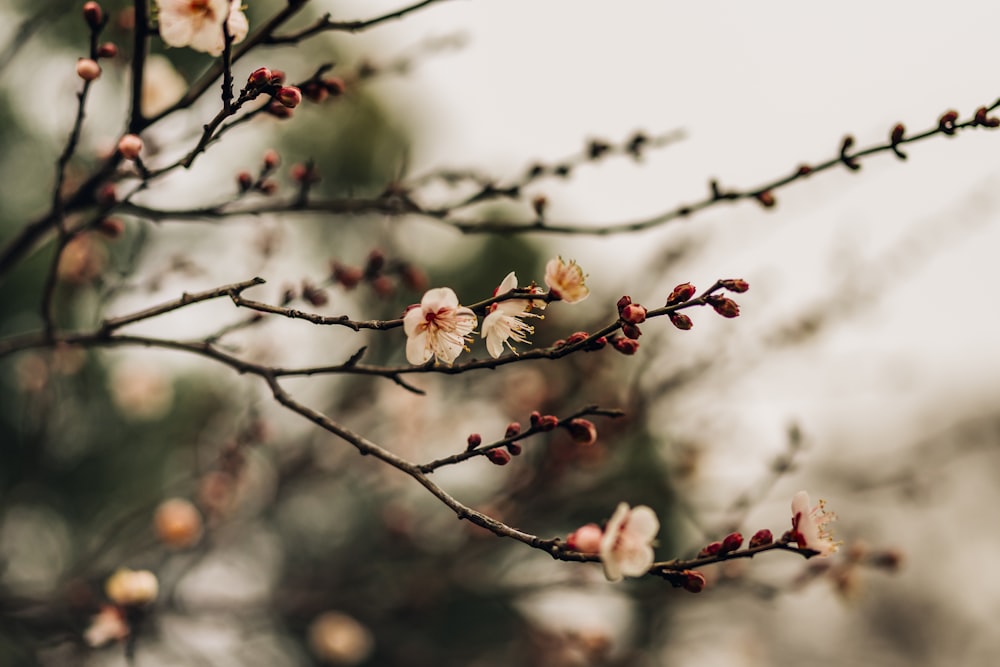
[266,102,293,119]
[262,150,280,169]
[506,442,522,456]
[666,282,696,306]
[301,81,327,103]
[117,134,143,160]
[566,523,603,553]
[331,262,363,289]
[248,67,272,88]
[504,422,521,438]
[538,415,559,431]
[620,303,647,324]
[532,195,547,217]
[890,123,905,144]
[324,77,346,96]
[105,568,158,606]
[269,70,286,85]
[720,532,744,554]
[154,498,203,549]
[697,541,722,558]
[76,58,101,81]
[466,433,482,451]
[720,278,749,293]
[564,418,597,446]
[869,548,904,572]
[529,411,542,428]
[755,190,776,208]
[682,570,706,593]
[708,295,740,318]
[82,1,103,29]
[97,183,116,206]
[669,312,693,330]
[748,529,774,549]
[399,264,427,292]
[616,295,632,313]
[621,322,642,340]
[97,42,118,59]
[584,336,608,351]
[290,162,320,184]
[364,249,386,276]
[612,337,639,355]
[371,275,394,298]
[564,331,590,346]
[485,448,511,466]
[301,282,328,307]
[938,109,959,135]
[276,86,303,109]
[237,171,253,191]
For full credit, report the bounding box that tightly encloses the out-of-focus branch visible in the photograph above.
[265,0,459,45]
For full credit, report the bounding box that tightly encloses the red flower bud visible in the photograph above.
[529,411,542,428]
[248,67,272,88]
[682,570,706,593]
[938,109,959,135]
[76,58,101,81]
[620,303,647,324]
[263,150,280,170]
[566,523,603,553]
[237,171,253,192]
[266,102,293,119]
[538,415,559,431]
[399,264,428,292]
[564,418,597,446]
[621,322,642,340]
[504,422,521,438]
[371,275,394,298]
[890,123,905,144]
[301,282,328,307]
[364,249,386,276]
[466,433,482,451]
[82,1,103,29]
[485,448,511,466]
[611,337,639,355]
[269,70,286,85]
[666,282,696,306]
[697,541,722,558]
[668,312,693,330]
[97,183,116,206]
[532,195,547,217]
[708,295,740,318]
[720,532,744,554]
[324,77,346,96]
[748,529,774,549]
[331,262,363,289]
[720,279,749,293]
[755,190,776,208]
[506,442,522,456]
[584,335,608,351]
[97,42,118,59]
[564,331,590,346]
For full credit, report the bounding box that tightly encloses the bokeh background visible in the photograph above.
[2,1,999,665]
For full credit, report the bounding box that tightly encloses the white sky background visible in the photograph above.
[325,1,1000,665]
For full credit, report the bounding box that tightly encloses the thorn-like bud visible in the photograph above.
[616,295,632,313]
[682,570,706,593]
[466,433,482,451]
[611,337,639,355]
[621,322,642,340]
[276,86,302,109]
[485,448,511,466]
[117,134,143,160]
[97,42,118,59]
[620,303,647,324]
[566,523,603,553]
[669,312,693,330]
[749,529,774,549]
[720,278,749,293]
[564,418,597,446]
[707,295,740,318]
[720,532,744,554]
[666,282,696,306]
[82,2,103,29]
[76,58,101,81]
[938,109,959,135]
[755,190,776,208]
[839,135,861,170]
[504,422,521,438]
[698,541,722,558]
[237,171,253,192]
[248,67,272,88]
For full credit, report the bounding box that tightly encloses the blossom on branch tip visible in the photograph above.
[790,491,839,557]
[544,257,589,303]
[403,287,477,365]
[481,272,541,358]
[156,0,248,56]
[599,502,659,582]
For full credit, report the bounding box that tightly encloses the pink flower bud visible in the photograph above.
[585,336,608,351]
[566,523,603,553]
[616,295,632,313]
[485,448,511,466]
[117,134,143,160]
[82,2,103,29]
[76,58,101,81]
[263,149,280,169]
[719,532,744,554]
[612,337,639,355]
[276,86,303,109]
[668,312,693,330]
[564,418,597,446]
[666,282,696,306]
[697,541,722,558]
[538,415,559,431]
[290,163,320,183]
[749,529,774,548]
[97,42,118,59]
[248,67,272,88]
[564,331,589,346]
[466,433,482,451]
[682,570,706,593]
[504,422,521,438]
[720,279,749,293]
[529,411,542,428]
[621,303,647,324]
[237,171,253,192]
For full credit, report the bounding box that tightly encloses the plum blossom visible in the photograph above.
[481,272,542,358]
[544,256,590,303]
[599,502,659,582]
[404,288,477,365]
[790,491,839,557]
[156,0,249,56]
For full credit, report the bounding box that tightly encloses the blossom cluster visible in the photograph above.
[404,257,589,365]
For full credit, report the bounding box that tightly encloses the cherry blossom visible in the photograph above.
[790,491,839,557]
[404,287,477,365]
[156,0,248,56]
[481,271,542,358]
[599,502,659,582]
[544,256,590,303]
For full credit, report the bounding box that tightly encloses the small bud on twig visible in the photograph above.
[564,418,597,446]
[749,529,774,549]
[76,58,101,81]
[82,2,103,29]
[466,433,482,451]
[669,312,693,330]
[666,282,696,306]
[485,448,511,466]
